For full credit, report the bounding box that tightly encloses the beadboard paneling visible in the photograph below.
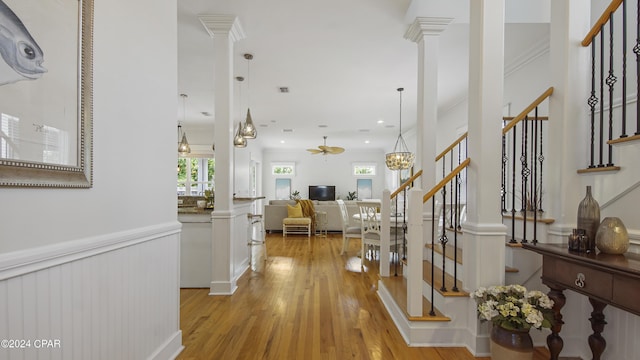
[0,225,182,360]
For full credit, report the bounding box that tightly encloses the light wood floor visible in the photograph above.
[178,233,551,359]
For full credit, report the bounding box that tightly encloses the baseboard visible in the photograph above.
[148,330,184,360]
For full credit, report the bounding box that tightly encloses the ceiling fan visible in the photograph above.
[307,136,345,155]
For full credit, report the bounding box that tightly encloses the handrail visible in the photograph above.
[422,158,471,203]
[435,132,468,161]
[582,0,623,47]
[390,169,423,199]
[502,87,554,135]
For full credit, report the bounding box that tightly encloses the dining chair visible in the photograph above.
[336,199,361,255]
[357,201,390,267]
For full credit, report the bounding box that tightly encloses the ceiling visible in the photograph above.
[177,0,550,152]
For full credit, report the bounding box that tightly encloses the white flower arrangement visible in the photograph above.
[470,284,555,331]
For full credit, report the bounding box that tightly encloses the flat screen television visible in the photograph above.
[308,185,336,201]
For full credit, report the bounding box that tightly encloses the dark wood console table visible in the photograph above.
[523,243,640,360]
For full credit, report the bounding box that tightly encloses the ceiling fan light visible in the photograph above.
[241,108,257,139]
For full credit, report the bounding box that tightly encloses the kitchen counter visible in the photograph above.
[178,206,213,215]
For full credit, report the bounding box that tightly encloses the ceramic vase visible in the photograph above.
[577,186,600,252]
[596,217,629,254]
[490,325,534,360]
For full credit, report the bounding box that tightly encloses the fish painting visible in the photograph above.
[0,0,47,86]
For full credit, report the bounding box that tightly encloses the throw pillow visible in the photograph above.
[287,203,303,218]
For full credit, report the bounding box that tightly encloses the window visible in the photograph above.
[177,157,214,195]
[1,113,19,160]
[272,162,295,176]
[353,163,376,176]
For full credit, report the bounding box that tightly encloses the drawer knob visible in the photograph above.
[575,272,586,288]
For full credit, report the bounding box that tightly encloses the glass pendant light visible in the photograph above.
[240,53,257,139]
[234,121,247,148]
[178,94,191,155]
[385,88,415,170]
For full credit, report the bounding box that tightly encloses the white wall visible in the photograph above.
[0,0,182,358]
[262,148,388,201]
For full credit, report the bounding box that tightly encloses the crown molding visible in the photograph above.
[404,17,454,43]
[199,14,246,42]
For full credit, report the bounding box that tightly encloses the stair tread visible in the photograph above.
[577,165,621,174]
[426,243,463,264]
[423,260,468,297]
[380,276,451,321]
[608,133,640,145]
[502,213,555,224]
[505,266,519,273]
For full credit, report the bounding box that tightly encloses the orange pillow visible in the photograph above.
[287,203,303,218]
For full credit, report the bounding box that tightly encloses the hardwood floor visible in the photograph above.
[178,233,551,359]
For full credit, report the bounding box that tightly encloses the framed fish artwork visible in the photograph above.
[0,0,93,187]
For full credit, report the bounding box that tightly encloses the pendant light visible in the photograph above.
[385,88,414,170]
[178,94,191,155]
[240,53,257,139]
[234,121,247,148]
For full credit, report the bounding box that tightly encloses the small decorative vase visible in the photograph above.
[577,186,600,252]
[490,325,534,360]
[596,217,629,255]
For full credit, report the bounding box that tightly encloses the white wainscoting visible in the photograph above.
[0,222,183,360]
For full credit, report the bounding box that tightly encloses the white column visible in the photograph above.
[547,0,590,243]
[405,17,452,193]
[464,1,507,355]
[405,17,452,252]
[199,15,246,295]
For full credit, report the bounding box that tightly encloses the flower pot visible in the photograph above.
[490,325,533,360]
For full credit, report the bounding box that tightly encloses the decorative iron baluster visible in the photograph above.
[636,0,640,135]
[533,108,539,244]
[538,116,545,213]
[394,192,399,276]
[430,199,436,316]
[510,125,517,244]
[622,0,628,138]
[588,41,598,168]
[599,25,605,167]
[521,116,529,243]
[606,15,616,166]
[452,168,460,292]
[449,152,454,230]
[501,122,507,212]
[440,185,448,292]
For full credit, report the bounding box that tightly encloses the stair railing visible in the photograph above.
[581,0,640,173]
[502,87,553,244]
[416,158,470,316]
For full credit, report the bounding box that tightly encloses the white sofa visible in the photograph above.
[263,200,359,232]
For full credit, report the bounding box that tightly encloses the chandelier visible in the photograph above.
[385,88,414,170]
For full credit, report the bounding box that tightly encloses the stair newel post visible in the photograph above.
[510,124,517,244]
[407,188,424,317]
[589,41,598,168]
[606,14,616,167]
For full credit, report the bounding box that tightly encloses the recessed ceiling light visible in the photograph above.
[280,140,285,144]
[377,120,384,124]
[365,140,370,144]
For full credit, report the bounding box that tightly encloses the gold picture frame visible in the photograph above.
[0,0,93,187]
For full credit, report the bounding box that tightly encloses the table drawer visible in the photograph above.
[612,274,640,316]
[545,258,613,300]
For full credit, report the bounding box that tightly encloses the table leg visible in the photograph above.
[588,298,607,360]
[547,286,566,360]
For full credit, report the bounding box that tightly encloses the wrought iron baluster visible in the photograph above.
[538,117,545,213]
[449,151,454,230]
[510,125,517,244]
[533,108,539,244]
[440,184,448,293]
[430,199,436,316]
[606,15,616,166]
[622,0,628,138]
[501,124,507,212]
[599,26,605,167]
[521,116,529,244]
[452,171,459,292]
[588,41,598,168]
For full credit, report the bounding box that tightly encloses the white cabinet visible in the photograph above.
[178,212,212,288]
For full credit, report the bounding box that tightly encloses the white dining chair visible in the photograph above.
[336,199,361,255]
[357,201,389,267]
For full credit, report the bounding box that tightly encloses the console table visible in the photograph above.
[523,243,640,360]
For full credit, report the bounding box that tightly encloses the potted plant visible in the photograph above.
[470,284,554,360]
[204,188,214,208]
[346,191,357,200]
[290,190,301,200]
